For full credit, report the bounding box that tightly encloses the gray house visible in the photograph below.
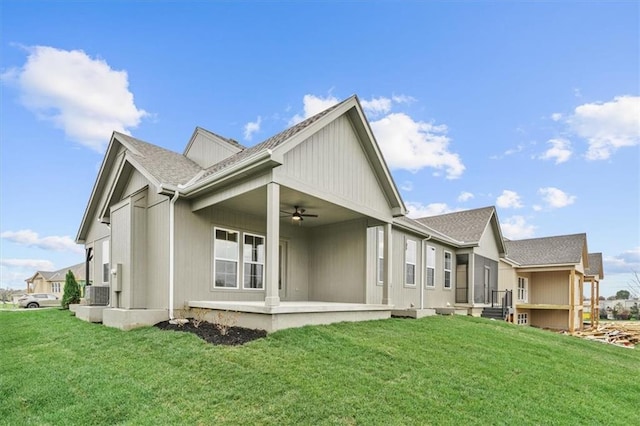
[76,96,414,330]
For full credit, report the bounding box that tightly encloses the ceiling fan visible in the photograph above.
[280,206,318,222]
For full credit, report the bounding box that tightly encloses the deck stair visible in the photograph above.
[480,307,505,320]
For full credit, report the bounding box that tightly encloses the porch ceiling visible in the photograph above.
[214,185,365,227]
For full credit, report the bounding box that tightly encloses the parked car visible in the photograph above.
[17,293,60,308]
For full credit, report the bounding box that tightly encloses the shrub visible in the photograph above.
[61,271,81,309]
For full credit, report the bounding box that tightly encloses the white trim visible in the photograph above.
[242,232,265,290]
[404,238,417,286]
[425,245,436,288]
[377,227,384,285]
[444,250,453,289]
[517,276,528,302]
[213,227,240,289]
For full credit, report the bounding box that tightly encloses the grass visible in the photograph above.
[1,310,638,425]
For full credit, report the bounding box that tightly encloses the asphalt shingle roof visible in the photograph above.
[585,252,604,278]
[114,132,204,187]
[414,206,495,243]
[504,233,587,266]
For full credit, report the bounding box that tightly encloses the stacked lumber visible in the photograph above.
[573,322,640,348]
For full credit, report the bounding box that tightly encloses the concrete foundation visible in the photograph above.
[76,306,107,323]
[102,308,169,330]
[187,301,392,333]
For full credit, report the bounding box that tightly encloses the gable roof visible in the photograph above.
[195,98,348,182]
[585,252,604,279]
[393,216,462,246]
[78,95,406,242]
[504,233,588,267]
[414,206,506,254]
[25,263,85,283]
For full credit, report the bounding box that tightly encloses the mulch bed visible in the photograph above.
[154,320,267,346]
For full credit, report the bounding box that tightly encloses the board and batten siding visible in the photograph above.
[277,115,391,216]
[308,219,366,303]
[173,202,312,307]
[423,243,456,309]
[474,221,501,259]
[184,130,241,169]
[530,309,568,330]
[365,226,383,304]
[388,228,421,309]
[529,271,569,305]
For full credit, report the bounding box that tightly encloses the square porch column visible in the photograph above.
[265,182,280,307]
[382,222,393,305]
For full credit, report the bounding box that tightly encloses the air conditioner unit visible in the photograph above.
[86,286,110,306]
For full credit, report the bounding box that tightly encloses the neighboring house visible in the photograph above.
[499,234,589,332]
[25,263,85,298]
[412,207,507,315]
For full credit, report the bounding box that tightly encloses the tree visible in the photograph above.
[61,271,81,309]
[615,290,630,300]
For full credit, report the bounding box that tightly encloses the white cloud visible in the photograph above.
[539,138,572,164]
[371,113,465,178]
[1,45,148,152]
[538,187,576,209]
[1,229,83,254]
[0,258,55,270]
[360,97,392,116]
[604,247,640,274]
[501,216,536,240]
[0,259,57,289]
[405,202,453,218]
[496,190,523,209]
[566,95,640,160]
[289,94,340,125]
[243,116,262,141]
[551,113,563,122]
[457,191,474,202]
[392,94,416,105]
[490,144,525,160]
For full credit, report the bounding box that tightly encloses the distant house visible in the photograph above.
[73,95,601,333]
[25,263,85,298]
[499,234,591,332]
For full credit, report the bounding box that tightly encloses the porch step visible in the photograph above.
[480,307,505,320]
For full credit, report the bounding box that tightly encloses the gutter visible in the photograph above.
[420,235,432,310]
[168,191,179,320]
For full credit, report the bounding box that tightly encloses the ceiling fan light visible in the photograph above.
[292,213,302,221]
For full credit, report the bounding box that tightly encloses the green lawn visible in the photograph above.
[1,310,638,425]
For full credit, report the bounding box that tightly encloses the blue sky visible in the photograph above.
[1,1,638,296]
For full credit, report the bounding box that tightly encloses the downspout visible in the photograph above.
[169,191,179,320]
[420,235,432,310]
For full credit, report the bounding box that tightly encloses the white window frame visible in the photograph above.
[51,282,60,293]
[426,245,436,288]
[517,277,528,302]
[404,239,417,286]
[213,227,240,289]
[444,251,452,289]
[377,228,384,285]
[243,232,265,290]
[102,240,110,284]
[517,313,528,325]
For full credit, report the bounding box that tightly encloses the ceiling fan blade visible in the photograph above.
[298,208,306,214]
[300,214,318,218]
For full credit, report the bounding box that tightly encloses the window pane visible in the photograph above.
[427,268,435,287]
[244,264,264,289]
[444,270,451,288]
[215,260,237,288]
[244,235,264,263]
[405,264,415,285]
[406,240,416,264]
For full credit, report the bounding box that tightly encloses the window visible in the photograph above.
[405,239,417,286]
[377,228,384,283]
[444,251,452,289]
[51,283,61,293]
[102,240,110,284]
[214,228,239,288]
[426,245,436,287]
[243,233,265,289]
[517,313,528,325]
[517,277,528,302]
